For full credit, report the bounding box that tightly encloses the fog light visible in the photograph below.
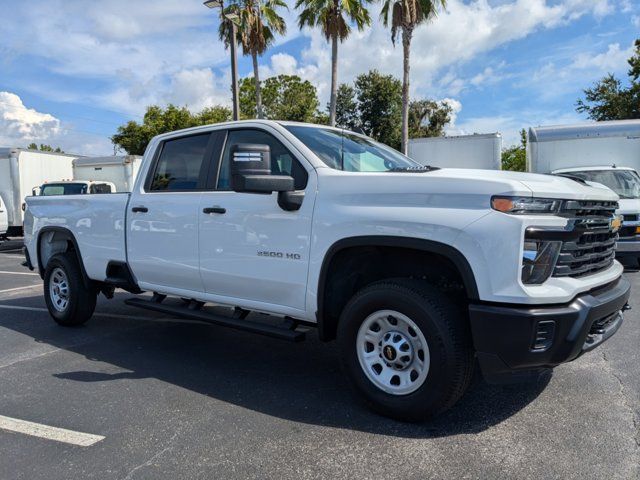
[522,240,562,284]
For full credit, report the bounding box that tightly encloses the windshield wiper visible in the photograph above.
[387,165,439,173]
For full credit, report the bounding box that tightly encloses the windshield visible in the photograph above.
[562,170,640,199]
[284,125,425,172]
[40,183,87,196]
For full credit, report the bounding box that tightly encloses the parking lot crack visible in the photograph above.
[123,429,181,480]
[601,350,640,454]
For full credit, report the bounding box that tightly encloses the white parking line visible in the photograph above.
[0,285,42,295]
[0,270,39,276]
[0,415,104,446]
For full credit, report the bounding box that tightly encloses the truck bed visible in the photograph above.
[24,193,130,280]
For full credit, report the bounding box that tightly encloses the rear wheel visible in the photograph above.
[338,279,473,422]
[44,252,97,326]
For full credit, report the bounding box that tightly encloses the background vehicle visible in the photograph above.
[408,133,502,169]
[0,148,79,236]
[553,166,640,263]
[528,120,640,262]
[36,180,116,196]
[73,155,142,192]
[0,195,7,239]
[24,121,630,421]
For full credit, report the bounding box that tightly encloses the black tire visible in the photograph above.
[337,278,474,422]
[44,252,97,327]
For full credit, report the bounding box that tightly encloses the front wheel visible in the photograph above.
[44,252,97,326]
[338,279,473,422]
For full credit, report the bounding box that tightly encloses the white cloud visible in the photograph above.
[285,0,617,103]
[633,15,640,28]
[620,0,635,14]
[0,92,60,143]
[0,92,112,155]
[571,42,634,70]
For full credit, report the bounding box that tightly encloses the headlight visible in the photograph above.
[522,240,562,284]
[492,196,562,214]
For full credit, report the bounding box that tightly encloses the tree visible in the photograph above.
[334,84,359,130]
[296,0,371,127]
[26,143,63,153]
[111,104,232,155]
[355,70,402,149]
[239,74,321,122]
[219,0,287,118]
[380,0,446,154]
[501,129,527,172]
[408,99,452,138]
[576,39,640,121]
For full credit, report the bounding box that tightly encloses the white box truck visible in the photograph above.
[408,133,502,170]
[0,148,79,236]
[72,155,142,192]
[0,195,7,238]
[527,120,640,263]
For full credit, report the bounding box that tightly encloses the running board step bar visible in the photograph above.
[124,298,306,342]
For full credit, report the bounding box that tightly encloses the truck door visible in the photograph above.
[198,127,315,312]
[127,132,217,293]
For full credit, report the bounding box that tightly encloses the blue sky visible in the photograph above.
[0,0,637,154]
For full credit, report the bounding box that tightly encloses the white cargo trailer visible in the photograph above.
[407,133,502,170]
[0,195,7,238]
[0,148,79,236]
[527,120,640,262]
[72,155,142,192]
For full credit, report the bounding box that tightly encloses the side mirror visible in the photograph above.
[231,143,294,193]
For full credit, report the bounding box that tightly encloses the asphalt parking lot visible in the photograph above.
[0,242,638,479]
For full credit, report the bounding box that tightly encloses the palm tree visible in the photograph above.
[219,0,287,118]
[380,0,446,154]
[296,0,371,126]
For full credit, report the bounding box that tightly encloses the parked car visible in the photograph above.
[553,166,640,263]
[528,120,640,263]
[35,180,117,196]
[0,148,79,236]
[24,120,630,421]
[408,133,502,170]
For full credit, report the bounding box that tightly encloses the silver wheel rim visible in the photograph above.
[356,310,430,395]
[49,267,70,312]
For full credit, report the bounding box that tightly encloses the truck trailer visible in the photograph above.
[72,155,142,192]
[0,148,79,236]
[407,133,502,170]
[527,120,640,263]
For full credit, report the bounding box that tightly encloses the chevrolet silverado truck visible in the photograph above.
[23,120,631,421]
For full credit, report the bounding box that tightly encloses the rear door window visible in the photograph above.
[149,133,211,192]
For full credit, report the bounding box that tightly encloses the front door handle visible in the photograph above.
[131,206,148,213]
[203,206,226,214]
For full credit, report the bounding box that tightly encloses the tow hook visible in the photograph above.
[623,303,632,312]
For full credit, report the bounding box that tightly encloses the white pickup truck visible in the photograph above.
[23,120,631,421]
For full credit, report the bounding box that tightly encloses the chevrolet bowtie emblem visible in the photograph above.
[611,216,622,233]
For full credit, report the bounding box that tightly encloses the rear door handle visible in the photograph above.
[203,206,226,214]
[131,206,148,213]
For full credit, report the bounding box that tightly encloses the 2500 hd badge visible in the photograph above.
[257,250,302,260]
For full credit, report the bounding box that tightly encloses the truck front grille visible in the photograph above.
[554,201,618,278]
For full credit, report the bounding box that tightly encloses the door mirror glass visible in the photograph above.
[231,143,294,193]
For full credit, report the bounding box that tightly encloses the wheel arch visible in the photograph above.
[316,236,479,342]
[37,226,92,289]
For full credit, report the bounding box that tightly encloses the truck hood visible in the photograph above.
[429,168,619,202]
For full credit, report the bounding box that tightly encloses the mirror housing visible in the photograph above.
[231,143,294,193]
